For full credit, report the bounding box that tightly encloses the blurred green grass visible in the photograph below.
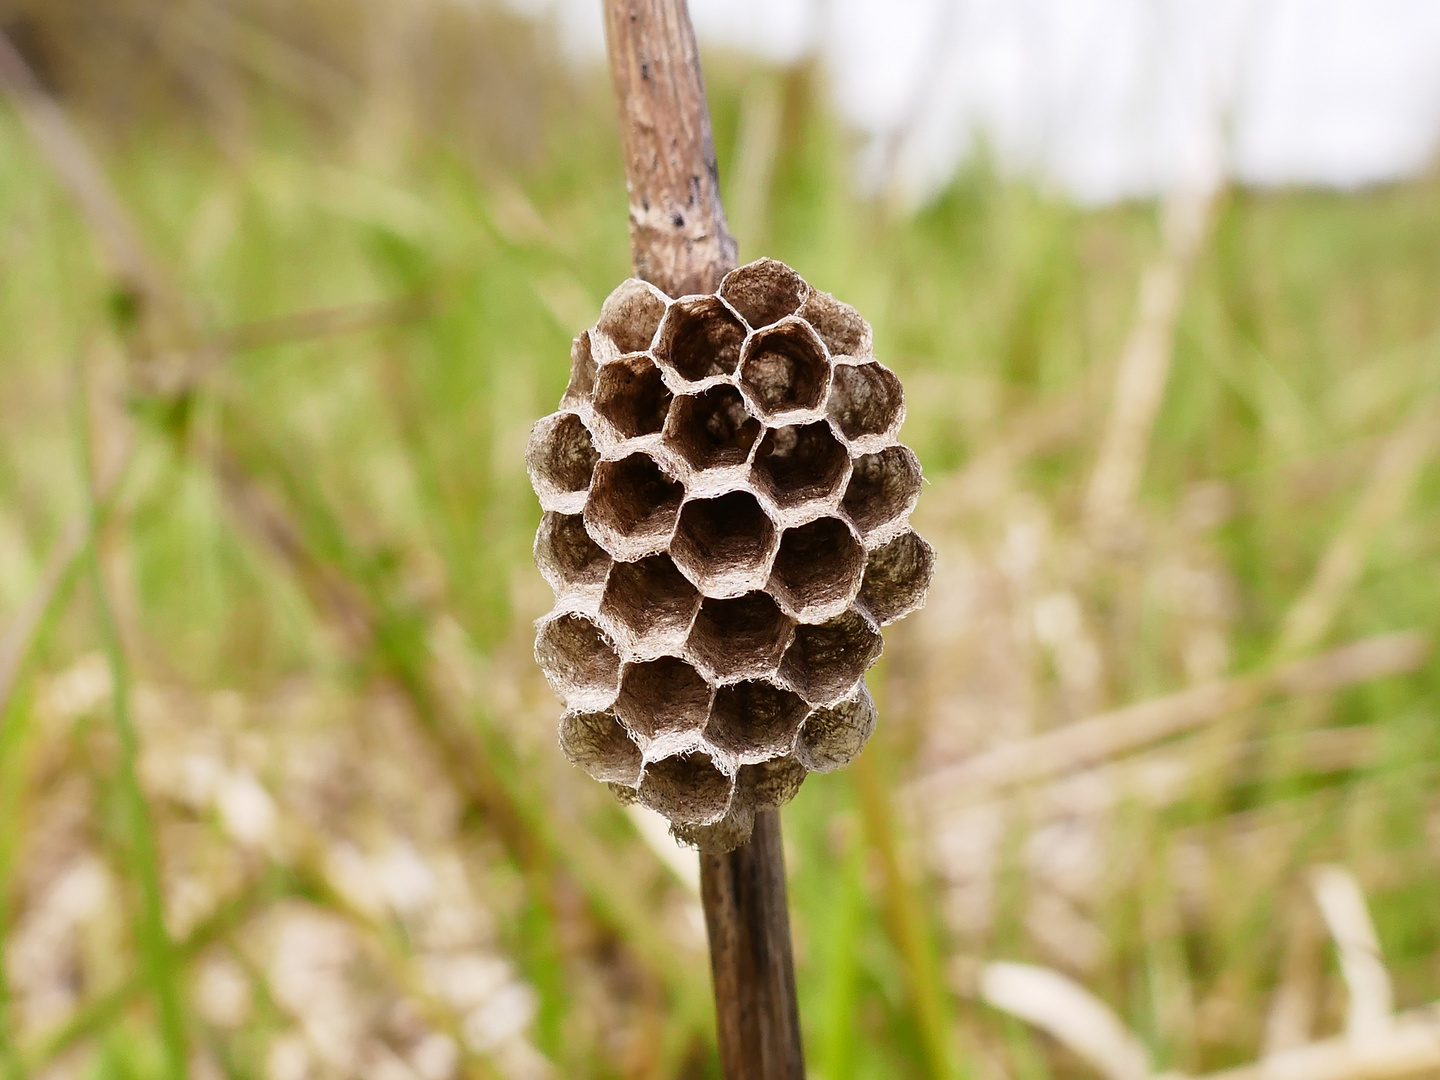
[1,4,1439,1079]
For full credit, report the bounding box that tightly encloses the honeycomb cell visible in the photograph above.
[534,512,612,596]
[779,610,882,705]
[671,803,754,853]
[600,554,700,657]
[798,288,873,359]
[584,453,684,560]
[664,385,762,474]
[593,353,673,442]
[614,656,713,740]
[827,361,905,448]
[596,278,668,355]
[654,295,747,384]
[686,592,794,684]
[739,320,832,421]
[527,412,599,514]
[638,741,735,825]
[704,679,809,763]
[751,421,851,513]
[767,517,865,622]
[741,755,808,810]
[842,446,922,541]
[719,258,808,330]
[535,612,622,712]
[671,490,779,598]
[561,331,598,411]
[794,683,877,773]
[858,529,936,626]
[559,710,641,786]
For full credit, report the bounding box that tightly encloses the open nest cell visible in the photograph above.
[655,295,746,384]
[535,612,622,712]
[751,421,851,512]
[739,320,831,421]
[527,412,599,514]
[719,258,808,330]
[584,453,684,560]
[767,517,865,622]
[842,445,922,540]
[600,554,700,656]
[535,512,612,596]
[665,384,762,474]
[671,490,778,598]
[827,361,905,447]
[704,679,809,763]
[595,278,667,355]
[858,529,936,626]
[559,710,642,786]
[779,610,882,705]
[638,743,734,825]
[614,655,712,740]
[798,289,872,359]
[593,353,673,442]
[795,684,877,772]
[685,592,794,684]
[529,261,933,848]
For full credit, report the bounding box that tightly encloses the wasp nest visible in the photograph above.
[528,259,934,851]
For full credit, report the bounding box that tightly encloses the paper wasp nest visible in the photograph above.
[528,259,934,851]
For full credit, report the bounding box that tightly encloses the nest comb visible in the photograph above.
[527,258,934,851]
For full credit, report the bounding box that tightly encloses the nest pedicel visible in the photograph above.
[528,258,934,851]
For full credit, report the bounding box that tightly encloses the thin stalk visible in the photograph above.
[74,382,188,1080]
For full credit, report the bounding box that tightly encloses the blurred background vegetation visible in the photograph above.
[1,1,1439,1079]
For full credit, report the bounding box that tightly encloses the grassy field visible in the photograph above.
[2,4,1440,1079]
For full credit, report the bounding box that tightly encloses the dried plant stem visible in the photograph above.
[601,1,801,1074]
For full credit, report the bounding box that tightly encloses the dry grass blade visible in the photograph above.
[979,962,1152,1080]
[907,632,1428,805]
[1310,865,1393,1040]
[1275,402,1439,659]
[1085,183,1218,540]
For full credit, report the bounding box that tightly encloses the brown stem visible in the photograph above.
[602,0,738,298]
[700,810,806,1079]
[601,2,803,1074]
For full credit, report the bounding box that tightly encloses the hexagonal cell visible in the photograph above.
[738,320,831,421]
[534,512,612,596]
[527,412,599,514]
[798,288,873,359]
[767,517,865,622]
[827,361,904,447]
[593,353,673,442]
[671,490,779,598]
[665,385,762,473]
[751,421,851,512]
[560,331,598,411]
[613,656,713,741]
[596,278,668,355]
[794,683,877,773]
[779,610,882,705]
[704,680,808,763]
[535,612,622,711]
[719,258,809,330]
[686,592,795,684]
[654,295,746,384]
[559,710,641,786]
[584,453,684,560]
[599,554,701,656]
[842,446,922,540]
[739,755,808,810]
[638,742,734,826]
[671,802,754,853]
[857,529,936,626]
